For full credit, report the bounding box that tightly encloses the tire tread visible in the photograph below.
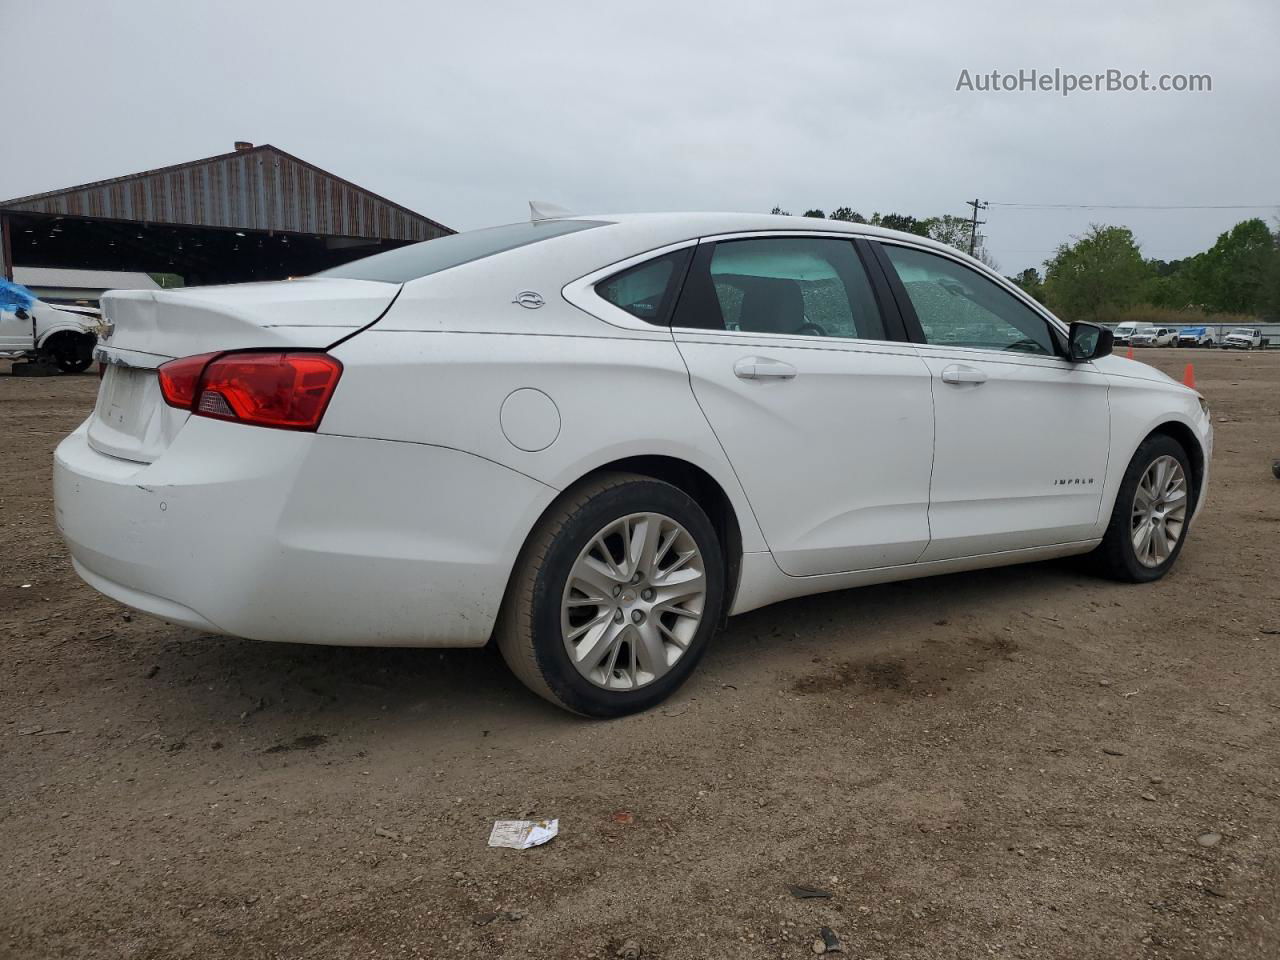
[1091,433,1191,582]
[495,472,652,712]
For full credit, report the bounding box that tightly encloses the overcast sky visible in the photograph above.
[4,0,1277,273]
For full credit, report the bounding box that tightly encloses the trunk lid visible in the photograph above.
[97,278,397,361]
[89,278,397,463]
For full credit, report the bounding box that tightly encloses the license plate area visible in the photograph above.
[97,366,152,430]
[87,365,188,463]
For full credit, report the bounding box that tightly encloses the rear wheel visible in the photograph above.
[496,473,724,717]
[1091,434,1193,582]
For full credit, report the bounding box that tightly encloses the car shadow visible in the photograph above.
[703,555,1097,676]
[123,557,1098,749]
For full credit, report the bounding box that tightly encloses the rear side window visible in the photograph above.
[594,248,692,324]
[317,220,606,283]
[672,237,887,341]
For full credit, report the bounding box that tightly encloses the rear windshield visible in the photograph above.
[316,219,607,283]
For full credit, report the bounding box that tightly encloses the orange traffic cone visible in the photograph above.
[1126,345,1134,360]
[1183,363,1196,389]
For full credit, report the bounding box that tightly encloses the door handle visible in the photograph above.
[734,357,797,381]
[940,364,988,385]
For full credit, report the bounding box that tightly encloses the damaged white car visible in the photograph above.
[1,280,100,373]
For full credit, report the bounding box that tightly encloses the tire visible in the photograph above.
[1090,434,1194,582]
[42,333,95,374]
[496,472,725,717]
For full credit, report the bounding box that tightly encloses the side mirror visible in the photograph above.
[1067,321,1112,362]
[15,308,29,321]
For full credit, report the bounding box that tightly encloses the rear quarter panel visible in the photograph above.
[323,297,768,554]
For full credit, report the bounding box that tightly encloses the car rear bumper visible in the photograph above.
[54,418,557,646]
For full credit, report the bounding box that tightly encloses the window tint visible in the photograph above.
[882,245,1054,355]
[316,220,605,283]
[672,237,886,340]
[595,249,691,324]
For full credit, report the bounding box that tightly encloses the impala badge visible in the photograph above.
[513,290,545,309]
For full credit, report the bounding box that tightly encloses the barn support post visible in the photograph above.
[1,214,13,281]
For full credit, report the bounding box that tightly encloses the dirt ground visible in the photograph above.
[2,348,1278,960]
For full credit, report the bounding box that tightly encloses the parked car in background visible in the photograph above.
[53,212,1213,716]
[1131,326,1178,347]
[1177,326,1218,348]
[0,280,101,372]
[1220,327,1269,350]
[1112,321,1141,345]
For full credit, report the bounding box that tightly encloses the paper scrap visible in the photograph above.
[487,818,559,849]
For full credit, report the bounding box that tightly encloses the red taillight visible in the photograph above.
[157,352,218,408]
[157,351,343,432]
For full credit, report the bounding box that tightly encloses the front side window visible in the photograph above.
[672,237,887,341]
[595,248,692,324]
[882,244,1055,355]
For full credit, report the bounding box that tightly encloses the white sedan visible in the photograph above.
[54,212,1212,716]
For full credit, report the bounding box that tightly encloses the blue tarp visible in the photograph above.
[0,278,37,312]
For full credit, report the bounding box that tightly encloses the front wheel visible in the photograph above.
[496,473,725,717]
[42,333,95,373]
[1090,435,1193,582]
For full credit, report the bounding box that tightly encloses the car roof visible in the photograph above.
[564,212,990,266]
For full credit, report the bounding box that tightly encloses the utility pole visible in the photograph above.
[965,198,988,257]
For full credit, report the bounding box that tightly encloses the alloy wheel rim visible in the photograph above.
[561,512,706,691]
[1131,455,1188,568]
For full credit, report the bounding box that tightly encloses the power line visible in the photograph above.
[987,201,1279,211]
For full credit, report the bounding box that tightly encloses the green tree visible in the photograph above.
[1182,218,1277,313]
[1043,225,1152,321]
[1009,267,1045,303]
[1140,257,1193,308]
[829,206,866,223]
[770,206,791,216]
[802,209,826,219]
[920,214,970,249]
[917,214,992,262]
[872,213,927,236]
[1266,222,1280,318]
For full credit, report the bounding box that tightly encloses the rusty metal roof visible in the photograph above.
[0,144,452,241]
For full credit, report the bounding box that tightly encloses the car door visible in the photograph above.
[0,303,34,351]
[669,234,935,576]
[870,240,1110,561]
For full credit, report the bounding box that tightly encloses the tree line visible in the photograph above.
[1014,219,1280,323]
[774,205,1280,323]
